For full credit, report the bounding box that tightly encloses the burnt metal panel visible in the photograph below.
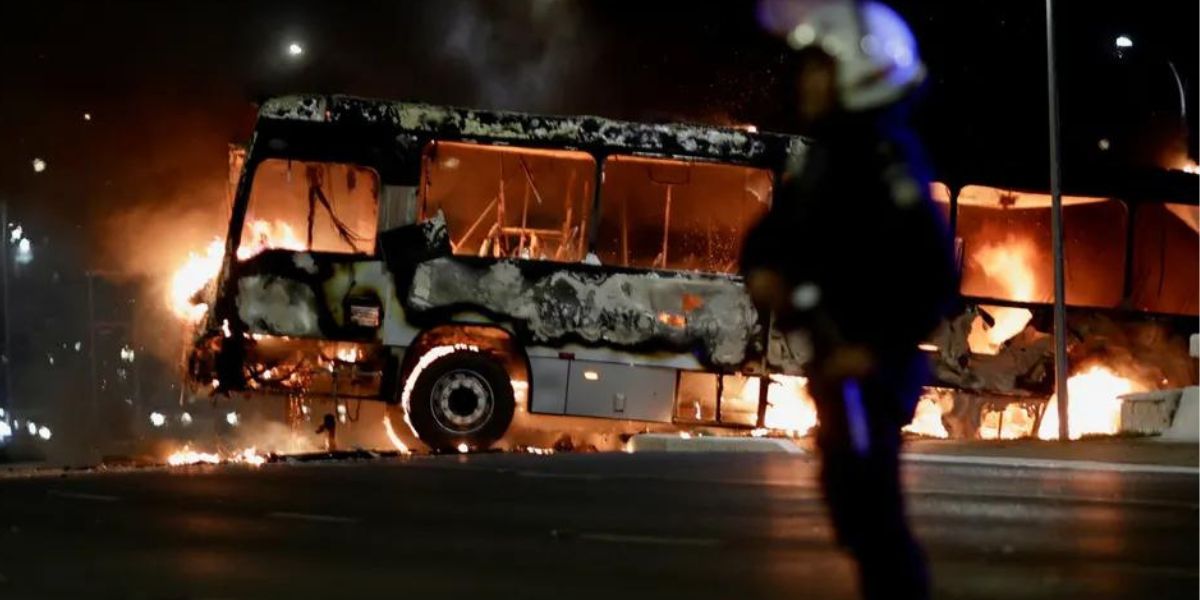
[564,361,676,423]
[528,357,569,415]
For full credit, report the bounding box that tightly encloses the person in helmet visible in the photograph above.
[744,2,957,599]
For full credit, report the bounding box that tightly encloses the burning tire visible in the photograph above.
[405,350,515,452]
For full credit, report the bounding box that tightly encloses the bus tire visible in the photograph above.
[405,350,515,452]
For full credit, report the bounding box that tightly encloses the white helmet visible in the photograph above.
[758,0,926,111]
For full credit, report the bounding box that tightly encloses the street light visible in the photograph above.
[287,41,304,57]
[1114,35,1133,49]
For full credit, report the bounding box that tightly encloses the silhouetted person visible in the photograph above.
[316,413,338,452]
[746,2,958,598]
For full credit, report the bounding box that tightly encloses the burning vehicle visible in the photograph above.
[177,94,1197,453]
[180,94,811,453]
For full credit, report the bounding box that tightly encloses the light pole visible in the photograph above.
[1045,0,1070,440]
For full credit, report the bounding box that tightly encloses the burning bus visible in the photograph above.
[181,94,812,452]
[178,94,1197,453]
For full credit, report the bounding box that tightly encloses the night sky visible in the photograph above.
[0,1,1195,261]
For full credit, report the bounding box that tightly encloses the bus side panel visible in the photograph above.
[563,361,675,423]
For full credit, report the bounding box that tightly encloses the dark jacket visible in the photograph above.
[741,110,958,360]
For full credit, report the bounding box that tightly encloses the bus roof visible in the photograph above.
[258,95,806,168]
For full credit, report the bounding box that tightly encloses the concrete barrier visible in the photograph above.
[628,433,803,454]
[1159,386,1199,443]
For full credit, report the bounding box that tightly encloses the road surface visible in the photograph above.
[0,451,1195,599]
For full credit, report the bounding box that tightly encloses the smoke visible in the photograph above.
[95,175,229,363]
[428,0,594,112]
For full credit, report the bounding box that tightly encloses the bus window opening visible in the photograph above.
[420,142,595,262]
[242,160,380,258]
[597,156,772,274]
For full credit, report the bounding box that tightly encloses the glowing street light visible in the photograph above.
[226,411,240,426]
[1114,35,1133,49]
[149,411,166,427]
[31,158,46,173]
[287,41,304,57]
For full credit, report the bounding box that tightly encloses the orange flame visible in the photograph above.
[168,220,304,322]
[1037,365,1139,440]
[166,444,267,466]
[902,390,953,438]
[967,236,1038,354]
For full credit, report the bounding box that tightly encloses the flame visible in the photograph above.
[979,403,1038,440]
[335,344,362,363]
[967,236,1038,354]
[740,375,818,436]
[166,445,221,466]
[1037,365,1138,440]
[902,390,953,438]
[166,444,266,466]
[168,220,304,321]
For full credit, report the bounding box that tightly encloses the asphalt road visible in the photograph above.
[0,451,1195,600]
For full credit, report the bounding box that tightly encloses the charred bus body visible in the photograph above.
[187,95,1197,450]
[187,95,809,451]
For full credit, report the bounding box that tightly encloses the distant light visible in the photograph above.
[15,238,31,264]
[73,341,82,352]
[180,412,193,426]
[0,407,5,417]
[149,412,166,427]
[1098,138,1111,151]
[119,345,136,363]
[9,225,21,243]
[287,42,304,57]
[226,411,239,426]
[82,112,92,121]
[917,343,939,353]
[1115,35,1133,49]
[0,420,10,441]
[456,442,469,453]
[37,426,51,440]
[582,370,600,381]
[31,158,46,173]
[27,421,37,436]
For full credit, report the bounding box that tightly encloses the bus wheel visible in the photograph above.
[405,350,515,452]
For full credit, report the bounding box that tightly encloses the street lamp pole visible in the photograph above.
[1045,0,1071,440]
[0,202,9,417]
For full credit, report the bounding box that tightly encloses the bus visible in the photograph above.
[185,94,811,452]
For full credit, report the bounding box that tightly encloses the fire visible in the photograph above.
[166,445,267,466]
[168,220,304,321]
[902,389,954,438]
[166,445,221,466]
[1037,365,1138,440]
[979,403,1038,440]
[967,236,1038,354]
[335,344,362,363]
[746,375,818,436]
